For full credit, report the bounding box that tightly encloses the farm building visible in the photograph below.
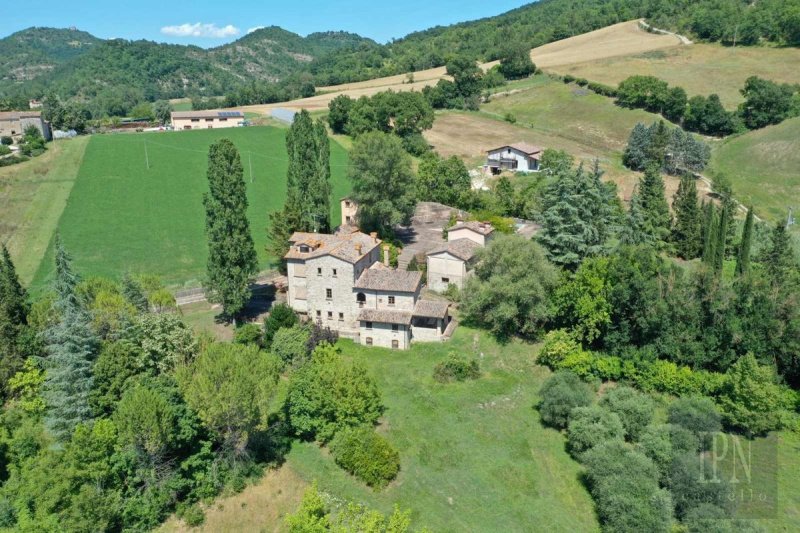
[284,229,453,349]
[427,221,494,291]
[485,142,543,174]
[170,110,245,130]
[0,111,52,141]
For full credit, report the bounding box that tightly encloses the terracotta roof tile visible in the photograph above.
[358,309,413,325]
[427,238,482,261]
[413,300,450,319]
[355,266,422,293]
[284,231,380,264]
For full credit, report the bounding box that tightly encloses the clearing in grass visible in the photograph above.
[31,126,351,288]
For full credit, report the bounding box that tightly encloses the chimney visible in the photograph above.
[370,231,378,243]
[383,245,390,267]
[355,243,363,255]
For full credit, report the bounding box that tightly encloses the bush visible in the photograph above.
[503,112,517,124]
[400,132,430,156]
[330,426,400,488]
[582,440,672,533]
[285,344,383,443]
[233,323,263,347]
[563,74,576,83]
[667,452,733,520]
[177,503,205,527]
[566,405,624,457]
[637,424,700,480]
[600,386,655,441]
[537,329,582,368]
[587,81,617,97]
[0,145,11,156]
[271,325,311,366]
[667,396,722,450]
[263,303,298,348]
[0,136,12,146]
[575,78,589,87]
[538,371,593,429]
[433,353,480,383]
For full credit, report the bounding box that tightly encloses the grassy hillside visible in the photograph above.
[709,117,800,223]
[30,127,351,288]
[550,43,800,109]
[0,136,89,283]
[0,27,99,86]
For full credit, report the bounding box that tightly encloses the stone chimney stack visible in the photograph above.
[355,243,363,255]
[383,245,390,267]
[370,231,378,243]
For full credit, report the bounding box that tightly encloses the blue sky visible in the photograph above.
[2,0,532,46]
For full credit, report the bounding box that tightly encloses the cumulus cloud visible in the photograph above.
[160,22,240,39]
[247,26,266,34]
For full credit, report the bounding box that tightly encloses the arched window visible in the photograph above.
[356,292,366,307]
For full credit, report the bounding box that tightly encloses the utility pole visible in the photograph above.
[144,139,150,170]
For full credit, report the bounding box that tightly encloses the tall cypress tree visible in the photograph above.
[671,174,702,259]
[284,110,331,233]
[713,204,729,274]
[701,202,717,265]
[620,189,655,247]
[203,139,258,321]
[762,221,796,286]
[43,237,98,441]
[735,207,754,277]
[637,165,672,247]
[0,244,29,395]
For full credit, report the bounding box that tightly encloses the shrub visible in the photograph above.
[433,353,480,383]
[401,132,430,156]
[263,303,298,348]
[563,74,576,83]
[306,322,339,354]
[0,145,11,156]
[600,386,655,441]
[272,325,311,366]
[582,440,672,533]
[575,78,589,87]
[566,405,624,457]
[537,329,582,368]
[285,344,383,443]
[0,136,12,145]
[177,503,205,527]
[233,323,263,347]
[667,396,722,450]
[330,426,400,488]
[637,424,700,481]
[503,112,517,124]
[588,82,617,97]
[667,452,733,520]
[538,371,593,429]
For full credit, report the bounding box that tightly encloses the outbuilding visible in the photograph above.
[170,110,245,130]
[485,142,543,174]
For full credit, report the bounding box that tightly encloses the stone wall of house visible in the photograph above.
[356,288,417,312]
[427,253,468,291]
[412,319,447,343]
[360,321,411,349]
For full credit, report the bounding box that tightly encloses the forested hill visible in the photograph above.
[309,0,800,85]
[0,26,373,103]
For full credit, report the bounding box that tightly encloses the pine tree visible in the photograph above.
[537,162,614,269]
[622,123,650,171]
[671,174,702,259]
[713,204,729,274]
[762,222,796,286]
[620,189,655,247]
[43,238,98,441]
[0,244,30,395]
[637,165,672,247]
[121,272,149,313]
[701,202,717,265]
[645,120,670,168]
[203,139,258,321]
[735,207,754,277]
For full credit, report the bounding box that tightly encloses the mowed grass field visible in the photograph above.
[31,127,351,288]
[0,137,89,283]
[549,43,800,109]
[709,117,800,224]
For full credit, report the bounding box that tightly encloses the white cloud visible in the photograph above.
[160,22,240,39]
[247,26,265,34]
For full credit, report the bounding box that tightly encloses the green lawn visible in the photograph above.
[30,127,351,289]
[286,328,600,533]
[709,117,800,225]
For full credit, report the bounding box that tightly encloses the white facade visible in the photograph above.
[485,143,543,174]
[427,252,470,292]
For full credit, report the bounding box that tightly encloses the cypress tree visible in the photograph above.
[284,110,331,233]
[713,204,729,274]
[644,120,670,168]
[637,165,672,247]
[203,139,258,321]
[762,221,796,286]
[43,238,98,441]
[121,272,149,313]
[701,202,717,265]
[620,189,654,247]
[0,244,29,395]
[671,174,702,259]
[735,207,754,277]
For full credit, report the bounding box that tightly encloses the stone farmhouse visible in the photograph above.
[0,111,52,141]
[170,110,245,130]
[485,142,543,174]
[427,221,494,291]
[284,228,452,350]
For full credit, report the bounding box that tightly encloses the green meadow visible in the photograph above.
[31,126,351,288]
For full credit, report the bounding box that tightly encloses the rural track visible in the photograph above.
[175,272,282,306]
[638,20,693,45]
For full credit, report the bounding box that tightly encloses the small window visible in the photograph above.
[392,339,399,349]
[442,277,450,283]
[191,118,200,122]
[332,268,337,277]
[392,324,399,332]
[365,321,373,330]
[317,267,322,276]
[366,337,373,346]
[388,295,395,306]
[316,310,321,318]
[346,216,351,223]
[219,118,227,122]
[300,245,310,253]
[326,288,332,299]
[205,118,214,122]
[338,312,344,321]
[327,311,333,320]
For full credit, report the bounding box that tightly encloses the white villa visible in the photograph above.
[427,221,494,291]
[485,142,544,174]
[284,228,452,349]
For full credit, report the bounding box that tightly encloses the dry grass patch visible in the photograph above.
[159,466,307,533]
